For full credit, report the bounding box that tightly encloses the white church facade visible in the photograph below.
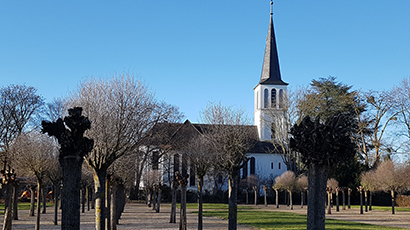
[140,3,288,192]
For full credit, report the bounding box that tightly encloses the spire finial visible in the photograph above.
[270,1,273,16]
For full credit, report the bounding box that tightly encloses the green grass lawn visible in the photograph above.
[350,205,410,212]
[0,202,54,215]
[187,204,406,230]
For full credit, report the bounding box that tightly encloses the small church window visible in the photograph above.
[242,161,248,179]
[278,162,281,170]
[271,89,277,108]
[250,157,256,175]
[264,89,269,108]
[279,89,284,109]
[271,162,273,169]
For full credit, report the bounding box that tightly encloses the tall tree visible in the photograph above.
[200,102,257,230]
[0,84,43,230]
[290,114,357,230]
[67,73,178,230]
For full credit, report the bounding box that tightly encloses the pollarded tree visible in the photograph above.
[68,73,178,230]
[326,178,338,214]
[374,160,410,214]
[10,131,57,230]
[290,113,357,230]
[360,170,377,211]
[200,102,258,230]
[296,175,308,208]
[274,171,297,210]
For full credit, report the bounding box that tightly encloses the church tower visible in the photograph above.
[254,1,288,141]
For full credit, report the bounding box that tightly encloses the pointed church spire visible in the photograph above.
[259,1,288,86]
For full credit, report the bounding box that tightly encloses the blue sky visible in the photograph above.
[1,1,410,123]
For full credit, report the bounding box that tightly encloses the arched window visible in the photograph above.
[250,157,256,175]
[264,89,269,108]
[242,160,248,179]
[279,89,284,109]
[271,89,277,108]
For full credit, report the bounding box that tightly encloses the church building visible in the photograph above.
[140,2,288,192]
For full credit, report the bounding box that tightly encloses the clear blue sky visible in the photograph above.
[1,1,409,123]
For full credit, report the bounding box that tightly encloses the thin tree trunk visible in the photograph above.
[369,191,373,211]
[12,183,18,220]
[54,183,59,225]
[364,190,368,212]
[180,183,187,230]
[391,190,395,215]
[263,186,268,206]
[94,169,107,230]
[170,182,177,223]
[197,176,204,230]
[336,190,339,212]
[306,164,327,230]
[156,186,161,213]
[301,191,304,209]
[342,190,346,210]
[81,187,86,213]
[275,189,279,208]
[36,181,42,230]
[29,186,36,216]
[289,190,293,210]
[111,184,118,230]
[106,177,111,230]
[253,186,257,206]
[359,189,363,214]
[228,171,239,230]
[348,188,351,209]
[42,186,47,214]
[327,191,331,214]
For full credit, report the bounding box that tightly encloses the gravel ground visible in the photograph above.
[1,203,409,229]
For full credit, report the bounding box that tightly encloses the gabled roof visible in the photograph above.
[257,3,288,87]
[150,119,280,154]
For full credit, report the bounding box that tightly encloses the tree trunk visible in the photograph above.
[253,187,257,206]
[81,187,86,213]
[197,176,204,230]
[245,190,248,204]
[156,186,161,213]
[391,190,395,215]
[364,190,368,212]
[93,169,107,230]
[36,181,42,230]
[263,186,268,207]
[336,190,339,212]
[111,184,118,230]
[53,183,59,225]
[342,190,346,210]
[29,186,36,216]
[105,177,111,230]
[60,155,83,230]
[301,191,304,209]
[42,186,47,214]
[348,189,351,209]
[2,183,13,230]
[170,182,177,223]
[306,164,327,230]
[327,191,331,214]
[360,190,363,214]
[275,189,279,208]
[228,171,239,230]
[369,191,373,211]
[180,183,187,230]
[289,190,293,210]
[12,183,18,220]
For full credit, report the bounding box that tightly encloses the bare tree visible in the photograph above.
[274,171,297,210]
[0,84,43,230]
[200,102,257,230]
[296,175,308,208]
[326,178,338,214]
[10,131,57,230]
[374,160,410,214]
[361,90,399,168]
[68,73,177,230]
[360,170,377,211]
[265,87,304,173]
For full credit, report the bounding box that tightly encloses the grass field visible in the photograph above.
[184,203,407,230]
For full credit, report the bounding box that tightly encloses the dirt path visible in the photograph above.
[2,203,409,229]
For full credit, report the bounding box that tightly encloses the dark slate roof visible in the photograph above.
[257,10,288,87]
[150,119,280,154]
